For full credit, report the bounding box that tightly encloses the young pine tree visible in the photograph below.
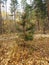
[16,3,34,42]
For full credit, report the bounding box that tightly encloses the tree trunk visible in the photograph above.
[43,26,46,34]
[37,19,40,30]
[4,1,7,20]
[43,22,46,34]
[46,0,49,19]
[0,0,3,34]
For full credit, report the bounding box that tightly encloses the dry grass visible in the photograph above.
[0,36,49,65]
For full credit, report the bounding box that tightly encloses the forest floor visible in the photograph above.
[0,33,49,65]
[0,33,49,40]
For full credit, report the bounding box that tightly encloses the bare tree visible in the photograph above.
[0,0,3,34]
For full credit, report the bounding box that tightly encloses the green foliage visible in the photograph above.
[16,2,35,41]
[10,0,18,14]
[24,34,33,41]
[34,0,47,19]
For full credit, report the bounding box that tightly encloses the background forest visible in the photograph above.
[0,0,49,34]
[0,0,49,65]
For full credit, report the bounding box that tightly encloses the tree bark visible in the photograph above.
[37,19,40,31]
[43,22,46,34]
[46,0,49,19]
[0,0,3,34]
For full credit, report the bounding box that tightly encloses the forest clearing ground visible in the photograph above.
[0,33,49,65]
[0,33,49,41]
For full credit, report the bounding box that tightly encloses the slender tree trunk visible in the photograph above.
[22,19,26,50]
[6,2,7,20]
[36,13,40,32]
[14,11,16,32]
[43,22,46,34]
[23,20,26,40]
[0,0,3,34]
[43,26,46,34]
[46,0,49,29]
[46,0,49,19]
[37,19,40,30]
